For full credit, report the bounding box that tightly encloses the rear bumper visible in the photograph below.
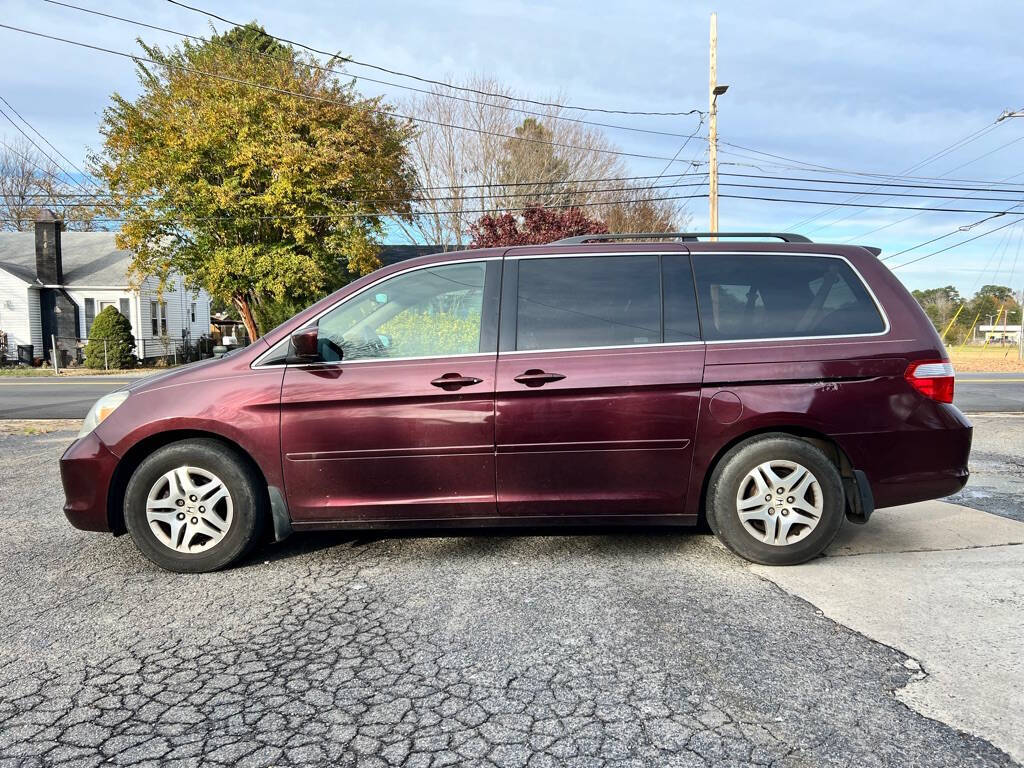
[60,432,119,532]
[838,405,972,509]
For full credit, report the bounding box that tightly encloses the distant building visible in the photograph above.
[0,212,211,363]
[977,324,1022,343]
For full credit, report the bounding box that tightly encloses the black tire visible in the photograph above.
[706,434,845,566]
[123,439,268,573]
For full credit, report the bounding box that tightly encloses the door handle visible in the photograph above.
[513,369,566,387]
[430,373,483,391]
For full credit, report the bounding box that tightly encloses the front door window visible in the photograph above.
[314,261,487,362]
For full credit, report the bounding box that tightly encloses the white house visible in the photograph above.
[0,212,211,363]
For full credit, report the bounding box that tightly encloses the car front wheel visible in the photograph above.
[123,439,267,572]
[706,435,845,565]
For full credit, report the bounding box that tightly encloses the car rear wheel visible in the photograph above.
[706,435,845,565]
[124,439,267,572]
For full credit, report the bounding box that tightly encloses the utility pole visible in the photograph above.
[708,13,718,237]
[708,13,728,238]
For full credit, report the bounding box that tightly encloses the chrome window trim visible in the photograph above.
[501,340,703,356]
[251,257,499,369]
[252,249,890,366]
[692,250,891,344]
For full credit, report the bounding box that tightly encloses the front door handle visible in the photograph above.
[430,373,483,391]
[513,369,566,387]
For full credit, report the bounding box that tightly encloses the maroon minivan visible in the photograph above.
[60,233,971,572]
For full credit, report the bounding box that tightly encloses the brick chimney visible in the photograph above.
[35,210,63,284]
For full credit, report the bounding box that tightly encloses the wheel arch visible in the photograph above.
[697,425,856,525]
[107,429,280,536]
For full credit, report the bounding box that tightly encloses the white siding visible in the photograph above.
[136,274,212,358]
[0,269,33,357]
[63,287,135,340]
[27,288,42,353]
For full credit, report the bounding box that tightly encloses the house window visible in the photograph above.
[190,302,196,323]
[84,298,95,335]
[119,298,130,318]
[150,301,168,336]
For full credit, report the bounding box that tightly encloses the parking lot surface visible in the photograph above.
[0,424,1019,767]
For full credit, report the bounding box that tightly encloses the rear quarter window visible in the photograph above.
[692,253,885,341]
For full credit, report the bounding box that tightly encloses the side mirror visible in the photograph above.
[289,327,321,363]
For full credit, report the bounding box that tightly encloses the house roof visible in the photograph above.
[0,231,133,286]
[378,244,446,266]
[0,236,449,286]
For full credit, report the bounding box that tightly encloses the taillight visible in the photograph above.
[905,359,955,403]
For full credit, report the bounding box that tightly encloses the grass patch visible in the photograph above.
[0,367,55,376]
[947,345,1024,373]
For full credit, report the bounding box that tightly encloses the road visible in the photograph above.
[1,371,1023,418]
[0,421,1019,767]
[0,376,139,419]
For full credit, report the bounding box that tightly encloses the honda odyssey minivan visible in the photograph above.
[60,233,972,572]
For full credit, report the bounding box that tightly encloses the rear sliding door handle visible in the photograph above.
[513,369,566,387]
[430,373,483,391]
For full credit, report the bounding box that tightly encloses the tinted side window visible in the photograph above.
[662,255,701,342]
[516,255,660,351]
[316,261,487,361]
[692,254,885,341]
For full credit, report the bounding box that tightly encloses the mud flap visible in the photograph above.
[843,469,875,525]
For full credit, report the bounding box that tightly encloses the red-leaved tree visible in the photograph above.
[468,205,609,248]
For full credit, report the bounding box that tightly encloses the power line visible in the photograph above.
[879,207,1022,260]
[716,146,1024,187]
[42,0,703,141]
[792,120,1003,231]
[848,170,1024,245]
[717,193,1024,216]
[0,23,708,169]
[18,179,1024,209]
[890,217,1024,270]
[11,190,1024,226]
[164,0,703,118]
[0,104,93,195]
[23,169,1024,200]
[804,133,1024,234]
[0,93,99,188]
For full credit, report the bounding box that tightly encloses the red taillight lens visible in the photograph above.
[905,360,955,403]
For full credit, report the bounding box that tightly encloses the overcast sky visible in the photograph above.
[2,0,1023,295]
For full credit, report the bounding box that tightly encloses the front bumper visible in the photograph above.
[60,432,119,532]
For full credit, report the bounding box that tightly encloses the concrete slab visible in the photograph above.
[752,501,1024,763]
[828,500,1024,556]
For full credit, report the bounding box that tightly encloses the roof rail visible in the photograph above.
[551,232,812,244]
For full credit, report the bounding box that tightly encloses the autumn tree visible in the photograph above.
[92,23,415,339]
[468,205,608,248]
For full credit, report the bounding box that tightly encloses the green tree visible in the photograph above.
[84,306,136,369]
[93,23,415,339]
[977,285,1015,302]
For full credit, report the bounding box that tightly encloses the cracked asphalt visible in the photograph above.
[0,425,1017,767]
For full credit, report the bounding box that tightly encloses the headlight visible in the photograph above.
[78,391,130,438]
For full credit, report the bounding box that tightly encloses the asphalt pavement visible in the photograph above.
[1,371,1023,417]
[0,422,1020,767]
[0,376,139,419]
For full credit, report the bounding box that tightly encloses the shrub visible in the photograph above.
[84,306,136,369]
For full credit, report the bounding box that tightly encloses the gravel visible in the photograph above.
[0,426,1016,767]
